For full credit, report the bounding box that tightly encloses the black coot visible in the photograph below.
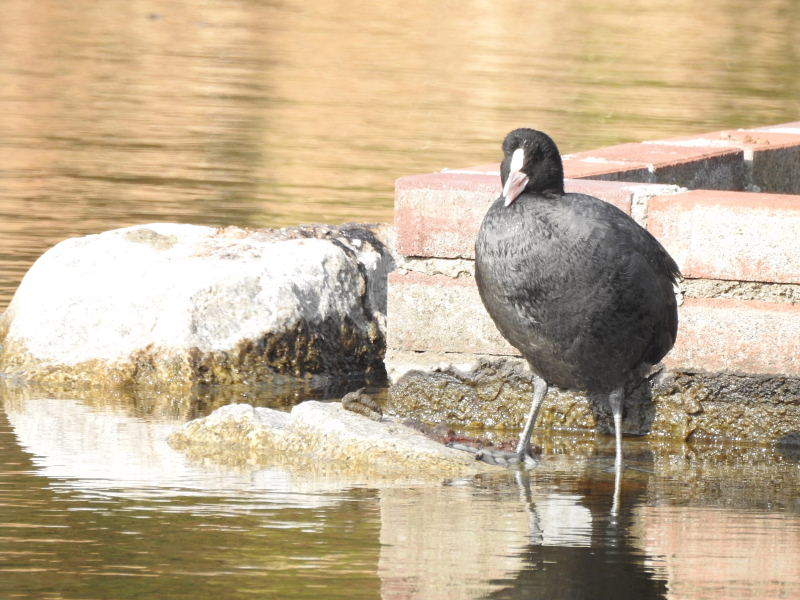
[475,128,680,468]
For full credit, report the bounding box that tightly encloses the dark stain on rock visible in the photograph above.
[775,431,800,462]
[182,316,386,385]
[0,317,385,390]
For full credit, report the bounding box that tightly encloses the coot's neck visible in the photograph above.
[535,183,565,198]
[523,180,565,199]
[528,164,565,196]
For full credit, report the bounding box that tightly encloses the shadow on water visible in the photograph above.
[479,434,800,600]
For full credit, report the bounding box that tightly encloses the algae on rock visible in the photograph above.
[387,352,800,445]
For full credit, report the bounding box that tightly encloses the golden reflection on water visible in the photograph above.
[1,0,799,306]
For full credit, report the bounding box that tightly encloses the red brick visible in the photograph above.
[666,298,800,377]
[568,142,745,189]
[652,129,800,150]
[564,179,636,212]
[450,160,655,186]
[394,172,665,259]
[386,271,518,355]
[394,172,498,259]
[648,190,800,283]
[755,120,800,132]
[444,164,499,174]
[395,172,499,195]
[647,129,800,193]
[563,156,650,181]
[449,159,653,182]
[570,142,733,164]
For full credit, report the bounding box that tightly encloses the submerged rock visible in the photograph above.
[0,223,393,388]
[169,400,500,478]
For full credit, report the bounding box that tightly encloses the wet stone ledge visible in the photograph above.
[387,354,800,446]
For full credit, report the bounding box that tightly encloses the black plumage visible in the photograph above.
[475,128,680,467]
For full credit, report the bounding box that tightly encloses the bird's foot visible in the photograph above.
[448,443,538,469]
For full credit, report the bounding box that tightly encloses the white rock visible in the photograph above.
[0,223,392,386]
[170,400,500,479]
[170,403,293,457]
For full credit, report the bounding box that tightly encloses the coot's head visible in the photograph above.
[500,128,564,206]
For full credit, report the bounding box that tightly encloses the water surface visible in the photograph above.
[1,386,799,599]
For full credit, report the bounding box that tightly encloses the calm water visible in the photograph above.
[2,0,800,597]
[1,384,800,600]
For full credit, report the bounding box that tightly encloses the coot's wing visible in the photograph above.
[567,193,680,365]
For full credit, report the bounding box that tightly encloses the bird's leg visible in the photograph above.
[607,387,625,516]
[515,375,548,462]
[450,375,547,468]
[607,388,625,469]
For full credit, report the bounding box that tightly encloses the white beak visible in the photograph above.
[502,147,529,206]
[502,170,529,206]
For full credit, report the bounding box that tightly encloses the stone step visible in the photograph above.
[395,174,680,259]
[647,128,800,194]
[564,142,745,189]
[388,271,800,378]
